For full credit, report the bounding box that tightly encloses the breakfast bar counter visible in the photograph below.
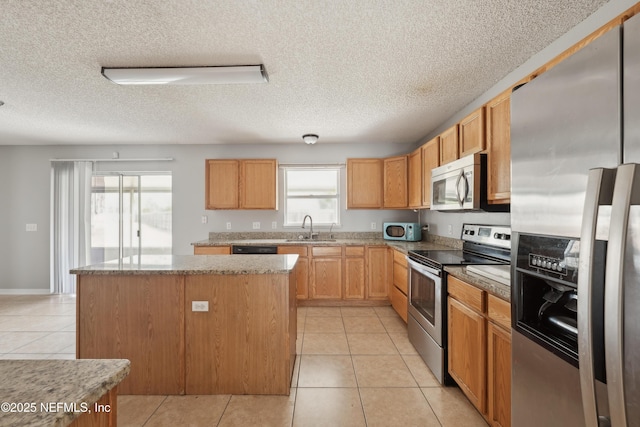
[71,254,298,396]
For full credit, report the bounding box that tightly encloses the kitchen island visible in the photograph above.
[72,254,298,396]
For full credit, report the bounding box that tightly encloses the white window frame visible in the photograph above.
[283,166,341,227]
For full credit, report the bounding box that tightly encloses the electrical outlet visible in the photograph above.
[271,221,277,229]
[201,215,208,224]
[370,222,376,230]
[226,222,232,230]
[26,224,37,232]
[252,222,260,229]
[191,301,209,312]
[448,224,453,235]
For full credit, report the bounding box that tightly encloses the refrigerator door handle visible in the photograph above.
[605,163,640,427]
[578,168,616,427]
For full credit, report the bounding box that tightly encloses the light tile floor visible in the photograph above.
[0,296,488,426]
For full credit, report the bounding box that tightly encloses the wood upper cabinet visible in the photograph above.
[485,91,511,204]
[439,124,459,165]
[421,136,440,208]
[366,246,391,300]
[310,246,343,299]
[344,246,366,299]
[383,155,408,208]
[347,158,383,209]
[205,159,277,210]
[459,107,486,157]
[407,147,423,209]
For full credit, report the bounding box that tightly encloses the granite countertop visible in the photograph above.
[445,266,511,302]
[71,254,299,275]
[0,359,130,427]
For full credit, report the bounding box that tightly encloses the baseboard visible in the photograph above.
[0,289,51,295]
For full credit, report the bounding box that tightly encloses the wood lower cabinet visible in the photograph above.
[459,107,486,157]
[485,91,511,204]
[447,275,512,427]
[205,158,277,210]
[390,248,408,322]
[383,155,408,208]
[408,147,423,209]
[366,245,391,300]
[194,246,231,255]
[278,246,309,299]
[439,124,459,165]
[347,158,383,208]
[345,246,366,299]
[310,246,343,299]
[421,136,440,207]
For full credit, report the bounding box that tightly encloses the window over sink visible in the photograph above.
[283,167,340,227]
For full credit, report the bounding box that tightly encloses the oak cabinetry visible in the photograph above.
[421,136,440,207]
[278,246,310,299]
[459,107,486,157]
[310,246,343,299]
[407,147,423,209]
[383,155,408,208]
[205,159,277,210]
[366,246,391,300]
[193,246,231,255]
[344,246,366,299]
[485,91,512,204]
[439,124,459,165]
[347,158,383,208]
[390,248,408,322]
[447,275,512,427]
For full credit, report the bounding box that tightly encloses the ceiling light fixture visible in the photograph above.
[302,134,319,145]
[101,65,268,85]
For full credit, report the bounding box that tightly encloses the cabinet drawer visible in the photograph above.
[345,246,365,257]
[312,246,342,257]
[194,246,231,255]
[393,249,408,267]
[448,276,485,313]
[488,294,511,330]
[391,286,408,323]
[393,263,408,295]
[277,246,308,256]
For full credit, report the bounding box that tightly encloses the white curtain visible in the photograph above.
[50,161,93,294]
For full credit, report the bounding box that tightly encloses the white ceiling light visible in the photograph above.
[101,65,268,85]
[302,134,319,145]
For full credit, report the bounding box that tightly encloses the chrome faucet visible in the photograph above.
[302,215,314,240]
[329,222,336,239]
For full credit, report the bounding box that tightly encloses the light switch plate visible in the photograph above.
[226,222,232,229]
[192,301,209,312]
[26,224,37,232]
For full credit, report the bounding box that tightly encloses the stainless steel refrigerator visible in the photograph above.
[510,12,640,427]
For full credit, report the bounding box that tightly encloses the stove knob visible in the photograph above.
[551,262,558,271]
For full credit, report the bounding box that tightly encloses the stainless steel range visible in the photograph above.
[407,223,511,384]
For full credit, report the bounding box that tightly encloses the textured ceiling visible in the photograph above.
[0,0,609,145]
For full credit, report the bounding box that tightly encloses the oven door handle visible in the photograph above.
[407,258,441,277]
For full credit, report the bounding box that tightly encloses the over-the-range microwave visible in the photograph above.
[430,153,509,212]
[383,222,422,241]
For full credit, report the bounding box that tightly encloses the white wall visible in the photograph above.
[0,142,416,292]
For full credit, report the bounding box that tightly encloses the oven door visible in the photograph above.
[407,259,443,345]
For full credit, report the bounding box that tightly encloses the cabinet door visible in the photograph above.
[193,246,231,255]
[488,322,512,427]
[205,160,239,209]
[383,156,408,208]
[486,92,511,204]
[459,107,486,157]
[278,246,309,300]
[448,296,487,413]
[421,137,440,207]
[366,246,391,300]
[310,257,342,299]
[240,159,277,209]
[439,125,459,165]
[407,148,422,208]
[347,158,383,208]
[344,256,366,299]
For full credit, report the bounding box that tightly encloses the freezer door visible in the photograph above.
[510,26,621,237]
[624,11,640,163]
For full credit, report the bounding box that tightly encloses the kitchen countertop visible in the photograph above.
[0,359,130,427]
[71,254,298,275]
[445,266,511,302]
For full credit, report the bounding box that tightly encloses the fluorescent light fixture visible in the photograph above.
[101,65,268,85]
[302,134,319,145]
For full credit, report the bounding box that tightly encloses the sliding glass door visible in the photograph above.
[90,173,171,264]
